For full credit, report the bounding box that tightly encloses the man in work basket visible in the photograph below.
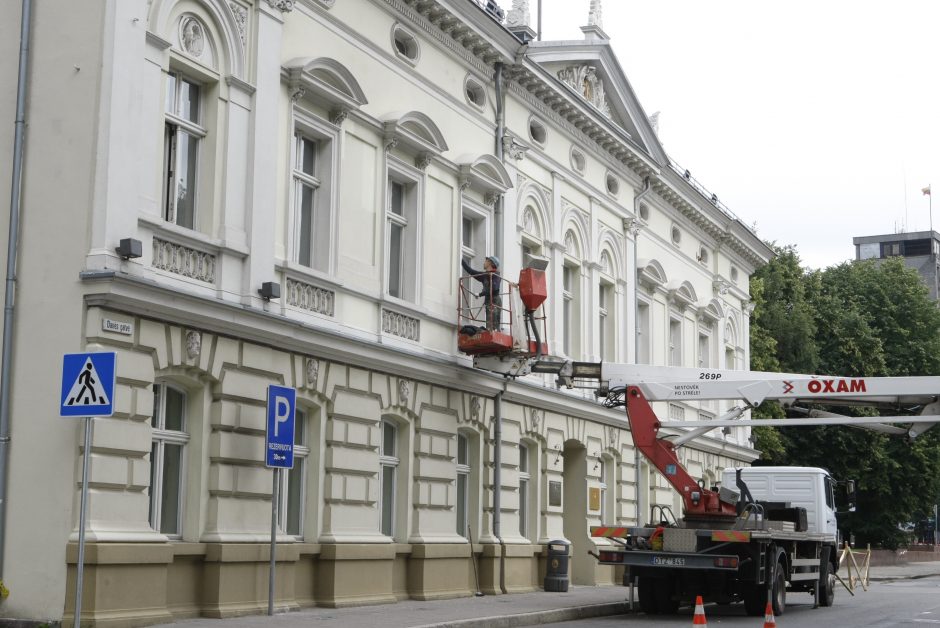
[461,255,502,331]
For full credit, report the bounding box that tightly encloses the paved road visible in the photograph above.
[542,575,940,627]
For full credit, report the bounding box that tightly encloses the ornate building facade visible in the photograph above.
[0,0,771,624]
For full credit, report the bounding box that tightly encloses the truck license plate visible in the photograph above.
[652,556,685,566]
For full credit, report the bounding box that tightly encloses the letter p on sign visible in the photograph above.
[265,385,296,469]
[274,396,291,437]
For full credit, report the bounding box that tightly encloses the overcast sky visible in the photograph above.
[526,0,940,270]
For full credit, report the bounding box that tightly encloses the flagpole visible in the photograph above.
[924,185,933,233]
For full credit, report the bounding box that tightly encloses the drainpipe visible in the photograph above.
[631,176,653,528]
[491,61,507,593]
[493,62,504,262]
[0,0,32,589]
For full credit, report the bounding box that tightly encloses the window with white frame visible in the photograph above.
[380,420,399,537]
[668,317,682,367]
[150,383,189,536]
[461,207,488,265]
[279,408,308,537]
[598,457,608,522]
[599,281,614,361]
[637,300,651,364]
[698,331,711,368]
[725,321,738,369]
[519,442,530,538]
[456,432,470,537]
[292,126,334,272]
[563,263,580,357]
[386,170,419,301]
[163,71,206,230]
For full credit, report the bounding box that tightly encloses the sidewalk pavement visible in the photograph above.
[154,562,940,628]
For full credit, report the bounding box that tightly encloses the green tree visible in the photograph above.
[749,250,940,547]
[748,244,814,462]
[749,244,818,374]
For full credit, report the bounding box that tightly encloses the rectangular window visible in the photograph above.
[380,420,399,537]
[599,282,614,361]
[294,136,320,268]
[881,242,901,258]
[386,176,417,301]
[698,332,710,368]
[598,458,608,523]
[669,318,682,367]
[637,301,650,364]
[456,433,469,537]
[150,384,189,537]
[726,346,736,370]
[163,72,206,230]
[280,409,308,537]
[563,264,578,357]
[462,217,474,250]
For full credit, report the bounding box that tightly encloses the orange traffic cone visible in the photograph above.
[763,600,776,627]
[692,595,707,626]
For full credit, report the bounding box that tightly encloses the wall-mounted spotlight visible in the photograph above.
[258,281,281,301]
[552,446,562,466]
[115,238,143,260]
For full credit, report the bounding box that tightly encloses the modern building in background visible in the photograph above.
[854,230,940,300]
[0,0,772,624]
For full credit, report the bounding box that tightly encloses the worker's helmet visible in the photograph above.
[485,255,500,269]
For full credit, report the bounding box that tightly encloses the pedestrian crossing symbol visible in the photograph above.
[60,352,116,417]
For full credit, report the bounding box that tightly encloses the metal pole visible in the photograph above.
[537,0,542,40]
[268,468,278,615]
[0,0,33,585]
[74,418,92,628]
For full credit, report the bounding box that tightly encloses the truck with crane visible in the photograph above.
[458,263,940,616]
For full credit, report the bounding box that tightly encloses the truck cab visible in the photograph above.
[722,466,839,539]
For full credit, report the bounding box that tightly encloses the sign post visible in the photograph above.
[60,352,116,628]
[265,385,296,616]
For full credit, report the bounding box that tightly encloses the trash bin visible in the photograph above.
[544,540,570,592]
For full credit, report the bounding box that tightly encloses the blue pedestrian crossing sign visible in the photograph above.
[60,352,116,417]
[265,385,296,469]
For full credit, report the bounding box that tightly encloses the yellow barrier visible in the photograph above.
[836,542,871,595]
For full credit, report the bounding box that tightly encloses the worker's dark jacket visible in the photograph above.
[461,259,501,300]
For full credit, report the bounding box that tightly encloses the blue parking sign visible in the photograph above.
[61,352,116,417]
[265,385,296,468]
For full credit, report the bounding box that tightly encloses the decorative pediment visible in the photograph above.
[383,111,448,157]
[458,154,513,195]
[637,259,666,289]
[557,64,610,117]
[698,298,724,324]
[667,280,697,308]
[283,57,367,115]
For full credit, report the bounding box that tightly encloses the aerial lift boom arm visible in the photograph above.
[555,362,940,521]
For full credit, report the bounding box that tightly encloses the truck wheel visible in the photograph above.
[818,558,835,607]
[771,564,786,616]
[638,577,657,614]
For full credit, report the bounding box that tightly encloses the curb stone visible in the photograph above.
[412,602,630,628]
